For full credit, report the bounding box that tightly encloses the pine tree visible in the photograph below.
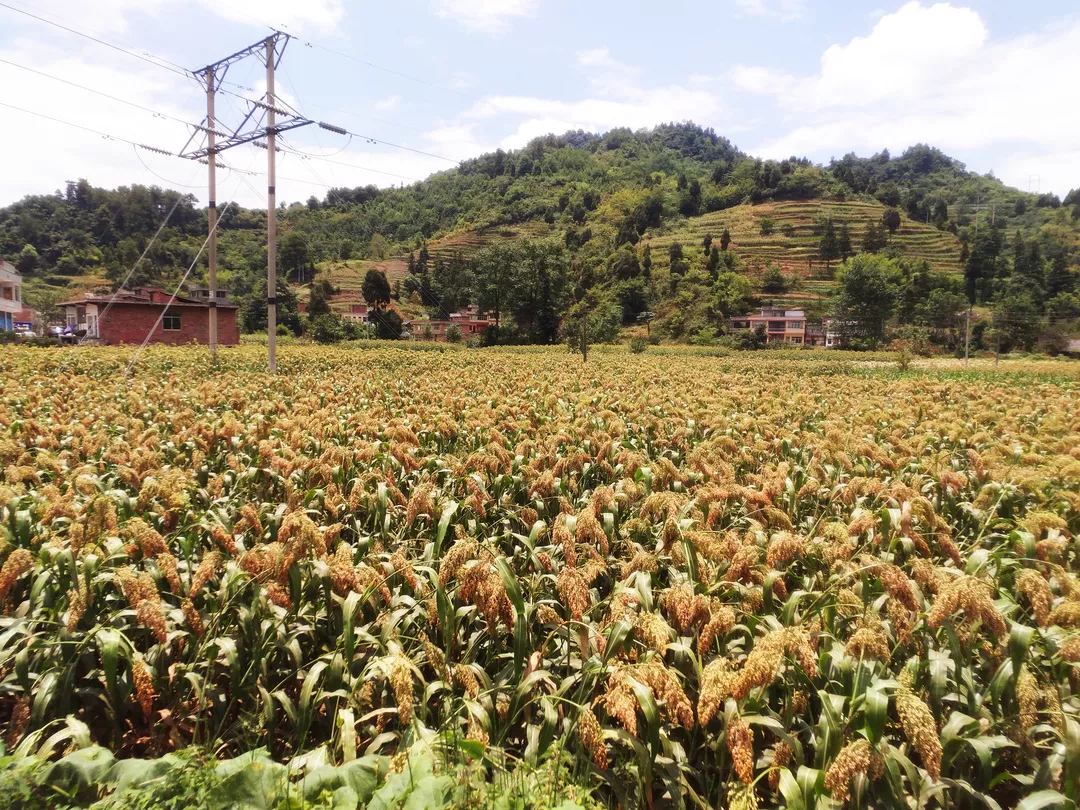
[838,222,853,261]
[703,234,712,255]
[819,219,840,271]
[720,229,731,252]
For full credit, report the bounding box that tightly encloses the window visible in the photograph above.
[790,336,803,344]
[163,314,181,331]
[787,321,804,329]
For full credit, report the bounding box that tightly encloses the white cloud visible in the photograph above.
[21,0,345,36]
[433,0,537,34]
[197,0,345,36]
[374,95,402,114]
[730,65,794,95]
[734,0,808,23]
[736,2,1080,194]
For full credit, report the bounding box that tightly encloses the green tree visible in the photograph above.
[278,231,310,282]
[369,233,391,260]
[373,308,403,340]
[882,208,902,234]
[703,234,712,255]
[713,271,754,319]
[720,229,731,251]
[838,222,853,261]
[759,217,775,236]
[16,244,39,275]
[1046,254,1076,297]
[992,291,1040,352]
[819,219,840,272]
[445,323,463,344]
[833,253,900,345]
[307,281,332,318]
[362,269,391,309]
[862,220,888,253]
[641,245,652,279]
[707,246,721,279]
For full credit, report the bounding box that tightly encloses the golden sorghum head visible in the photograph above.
[633,611,672,656]
[451,664,480,699]
[727,781,759,810]
[895,686,941,780]
[557,566,591,623]
[191,550,223,597]
[620,550,658,580]
[824,739,873,804]
[769,741,793,792]
[265,582,292,610]
[132,658,155,719]
[845,624,891,662]
[1048,600,1080,628]
[698,601,736,657]
[698,658,736,727]
[635,661,694,730]
[405,483,435,526]
[0,548,33,602]
[181,598,204,635]
[726,715,755,784]
[6,696,30,749]
[389,550,420,591]
[1061,636,1080,661]
[439,539,478,586]
[126,517,168,559]
[927,575,1006,639]
[210,524,238,556]
[597,680,637,737]
[390,658,414,725]
[577,705,608,770]
[157,552,181,595]
[66,582,90,632]
[136,599,168,645]
[535,604,561,625]
[1016,570,1052,627]
[1016,666,1039,730]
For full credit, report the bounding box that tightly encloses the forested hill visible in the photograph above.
[3,123,1079,345]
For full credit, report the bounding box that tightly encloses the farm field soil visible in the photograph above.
[0,346,1078,809]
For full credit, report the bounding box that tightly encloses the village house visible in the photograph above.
[0,260,24,332]
[730,306,809,345]
[404,305,494,342]
[57,286,239,346]
[343,303,371,324]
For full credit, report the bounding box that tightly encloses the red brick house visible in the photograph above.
[404,306,494,342]
[57,287,240,346]
[730,307,808,345]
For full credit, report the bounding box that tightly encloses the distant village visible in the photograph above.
[3,258,839,348]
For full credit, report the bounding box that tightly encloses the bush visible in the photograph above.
[445,324,462,344]
[629,336,648,354]
[310,314,346,344]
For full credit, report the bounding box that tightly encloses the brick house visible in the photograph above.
[0,260,23,332]
[404,306,494,342]
[730,307,808,345]
[57,287,239,346]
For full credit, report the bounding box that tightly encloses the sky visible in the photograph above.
[1,0,1078,209]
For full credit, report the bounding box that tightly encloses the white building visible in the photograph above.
[0,261,23,332]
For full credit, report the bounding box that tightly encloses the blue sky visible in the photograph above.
[1,0,1078,207]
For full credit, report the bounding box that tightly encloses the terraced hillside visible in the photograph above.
[647,199,964,279]
[426,221,556,261]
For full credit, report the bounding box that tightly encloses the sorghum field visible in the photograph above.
[1,346,1078,810]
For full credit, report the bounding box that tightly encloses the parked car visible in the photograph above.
[16,330,36,339]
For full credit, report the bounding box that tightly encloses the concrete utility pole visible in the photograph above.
[179,31,323,373]
[964,307,971,368]
[265,36,278,374]
[205,66,218,358]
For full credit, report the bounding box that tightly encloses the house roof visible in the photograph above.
[58,287,238,310]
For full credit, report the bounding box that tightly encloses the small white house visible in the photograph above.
[0,261,23,332]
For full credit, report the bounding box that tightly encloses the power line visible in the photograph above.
[0,57,219,138]
[0,1,253,92]
[0,100,180,154]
